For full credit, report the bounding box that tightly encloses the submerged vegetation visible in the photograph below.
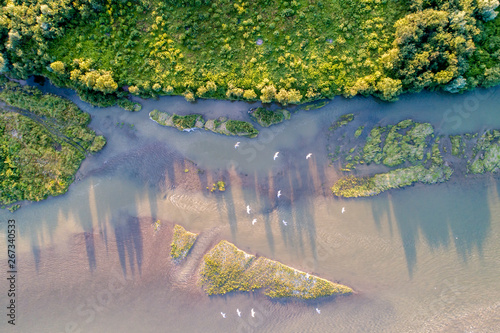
[0,82,105,207]
[199,240,352,299]
[150,109,259,137]
[329,116,500,197]
[0,1,498,106]
[170,224,198,263]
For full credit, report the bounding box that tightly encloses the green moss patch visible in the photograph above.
[199,240,352,300]
[170,224,198,263]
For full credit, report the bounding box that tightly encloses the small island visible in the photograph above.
[150,109,259,138]
[170,224,198,263]
[329,116,500,198]
[249,107,291,127]
[199,240,352,300]
[0,81,106,210]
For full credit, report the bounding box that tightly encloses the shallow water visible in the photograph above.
[1,82,500,332]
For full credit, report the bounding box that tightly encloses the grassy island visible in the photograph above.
[199,240,352,299]
[0,82,105,207]
[329,116,500,198]
[0,1,499,106]
[250,107,291,127]
[150,109,259,138]
[170,224,198,263]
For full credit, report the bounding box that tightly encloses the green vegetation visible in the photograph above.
[354,126,365,138]
[363,120,434,167]
[170,224,198,263]
[150,109,258,138]
[0,83,105,206]
[329,115,500,197]
[332,165,453,197]
[468,130,500,174]
[250,107,290,127]
[329,113,354,132]
[0,1,498,106]
[450,135,464,156]
[216,181,225,191]
[300,101,329,111]
[199,240,352,299]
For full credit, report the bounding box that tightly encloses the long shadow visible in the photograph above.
[112,213,144,277]
[390,182,491,276]
[371,194,393,234]
[215,168,238,238]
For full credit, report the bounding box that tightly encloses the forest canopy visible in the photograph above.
[0,0,499,104]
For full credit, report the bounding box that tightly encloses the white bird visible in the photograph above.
[221,312,226,318]
[247,205,251,214]
[341,207,345,214]
[237,309,241,317]
[273,152,279,160]
[251,308,255,318]
[235,142,240,149]
[306,153,312,159]
[316,308,321,314]
[282,220,288,226]
[252,218,257,225]
[306,273,310,279]
[277,190,281,198]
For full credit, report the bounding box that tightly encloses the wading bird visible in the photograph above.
[235,142,240,149]
[342,207,345,214]
[316,308,321,314]
[306,153,312,159]
[277,190,281,198]
[282,220,288,226]
[237,309,241,317]
[247,205,251,214]
[251,308,255,318]
[221,312,226,318]
[252,219,257,225]
[274,152,279,160]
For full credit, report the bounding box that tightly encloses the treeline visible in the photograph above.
[0,0,499,106]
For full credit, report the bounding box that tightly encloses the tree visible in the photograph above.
[50,61,66,75]
[260,85,276,103]
[184,90,195,102]
[376,78,402,101]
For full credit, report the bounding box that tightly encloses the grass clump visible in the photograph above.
[450,135,463,156]
[225,120,259,138]
[200,240,352,299]
[354,126,365,138]
[250,107,290,127]
[170,224,198,263]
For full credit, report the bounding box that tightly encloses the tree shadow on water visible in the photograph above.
[112,213,144,278]
[388,183,491,277]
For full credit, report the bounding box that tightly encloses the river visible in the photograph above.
[0,81,499,332]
